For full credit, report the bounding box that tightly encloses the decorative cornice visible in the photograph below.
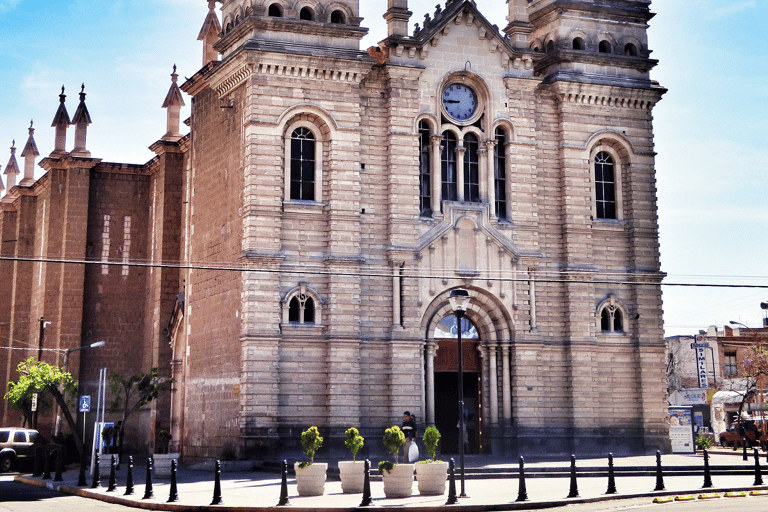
[210,61,253,98]
[547,81,665,110]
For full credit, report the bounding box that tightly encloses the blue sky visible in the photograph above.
[0,0,765,336]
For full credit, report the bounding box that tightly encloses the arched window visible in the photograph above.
[288,293,315,324]
[624,43,638,57]
[330,10,345,23]
[290,127,315,201]
[600,304,623,333]
[546,40,555,53]
[268,3,283,17]
[441,131,458,203]
[299,7,313,20]
[572,37,585,50]
[494,128,507,220]
[599,40,611,54]
[463,134,480,202]
[419,121,431,216]
[594,151,616,219]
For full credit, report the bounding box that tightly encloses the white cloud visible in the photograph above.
[0,0,20,12]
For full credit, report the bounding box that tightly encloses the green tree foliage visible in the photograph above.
[299,426,323,466]
[344,427,364,461]
[422,426,441,461]
[108,368,169,458]
[4,358,83,456]
[382,425,405,464]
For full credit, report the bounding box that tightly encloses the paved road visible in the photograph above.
[0,475,133,511]
[551,496,768,511]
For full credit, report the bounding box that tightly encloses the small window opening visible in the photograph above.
[546,40,555,53]
[330,10,345,23]
[572,37,585,50]
[300,7,313,20]
[268,3,283,17]
[600,305,623,333]
[599,40,611,54]
[624,43,638,57]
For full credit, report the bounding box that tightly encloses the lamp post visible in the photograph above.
[56,341,106,436]
[448,288,470,498]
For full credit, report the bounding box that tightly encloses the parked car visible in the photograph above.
[0,427,62,472]
[719,421,762,448]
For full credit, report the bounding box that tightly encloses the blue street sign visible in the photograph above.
[79,395,91,413]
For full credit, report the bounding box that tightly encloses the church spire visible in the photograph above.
[20,120,39,185]
[3,140,20,190]
[51,86,70,155]
[198,1,221,67]
[161,65,186,141]
[71,84,92,157]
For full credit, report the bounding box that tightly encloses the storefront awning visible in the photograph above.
[712,390,746,404]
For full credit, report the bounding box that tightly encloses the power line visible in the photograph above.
[1,254,767,289]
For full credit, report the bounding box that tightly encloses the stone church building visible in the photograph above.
[0,0,669,461]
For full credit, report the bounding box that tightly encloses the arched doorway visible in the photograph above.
[433,315,482,454]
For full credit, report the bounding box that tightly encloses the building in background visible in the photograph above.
[1,0,669,460]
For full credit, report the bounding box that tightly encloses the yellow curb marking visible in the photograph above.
[725,491,747,498]
[674,495,695,501]
[653,496,674,503]
[697,493,722,499]
[750,490,768,496]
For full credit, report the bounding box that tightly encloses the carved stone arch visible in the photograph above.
[421,287,514,343]
[276,104,338,138]
[323,1,353,23]
[459,125,484,140]
[597,33,617,54]
[293,0,319,20]
[567,28,589,50]
[282,282,322,325]
[439,124,463,139]
[530,38,544,53]
[492,120,515,142]
[595,294,629,334]
[619,35,644,57]
[415,113,439,134]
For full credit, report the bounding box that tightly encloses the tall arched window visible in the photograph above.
[463,134,480,202]
[600,304,623,333]
[419,121,431,216]
[288,294,315,324]
[441,132,458,203]
[594,151,616,219]
[290,127,315,201]
[494,128,507,220]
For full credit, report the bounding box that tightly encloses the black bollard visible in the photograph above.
[54,449,64,482]
[124,456,135,496]
[744,437,749,461]
[42,448,52,480]
[90,453,101,488]
[107,454,117,492]
[702,449,713,488]
[606,453,617,495]
[142,457,155,499]
[446,458,458,505]
[32,445,43,477]
[516,456,528,502]
[277,459,290,506]
[77,450,88,487]
[167,459,179,502]
[755,448,764,486]
[566,455,579,498]
[653,450,665,491]
[210,460,223,505]
[359,459,372,507]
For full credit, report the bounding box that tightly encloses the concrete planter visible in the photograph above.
[153,453,180,478]
[381,463,414,498]
[294,462,327,496]
[415,461,449,495]
[338,460,366,493]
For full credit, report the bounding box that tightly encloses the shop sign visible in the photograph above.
[669,406,695,454]
[692,343,709,388]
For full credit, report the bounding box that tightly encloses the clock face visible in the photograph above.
[442,84,477,122]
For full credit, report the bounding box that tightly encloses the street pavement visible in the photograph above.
[12,449,768,511]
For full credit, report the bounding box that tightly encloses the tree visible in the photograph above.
[108,368,169,460]
[4,358,83,456]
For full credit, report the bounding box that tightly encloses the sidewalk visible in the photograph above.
[15,451,768,511]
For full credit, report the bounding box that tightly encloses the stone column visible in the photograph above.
[501,342,512,426]
[456,145,466,202]
[477,146,488,203]
[488,343,499,425]
[485,139,496,214]
[430,135,442,214]
[425,341,437,426]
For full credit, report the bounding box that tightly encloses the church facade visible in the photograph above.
[1,0,669,461]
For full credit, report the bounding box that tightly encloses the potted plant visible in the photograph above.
[415,426,449,495]
[378,425,414,498]
[338,427,366,493]
[294,426,327,496]
[153,429,179,478]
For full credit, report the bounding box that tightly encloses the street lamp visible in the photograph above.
[448,288,470,498]
[56,341,106,436]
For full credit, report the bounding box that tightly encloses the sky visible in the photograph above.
[0,0,766,337]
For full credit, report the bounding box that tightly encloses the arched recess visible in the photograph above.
[595,294,630,335]
[421,287,515,454]
[585,131,633,222]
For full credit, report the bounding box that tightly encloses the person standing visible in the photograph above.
[401,411,418,462]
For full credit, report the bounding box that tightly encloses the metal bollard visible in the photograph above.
[606,453,617,494]
[53,449,64,482]
[32,445,43,477]
[124,456,135,496]
[515,456,528,502]
[653,450,665,491]
[42,449,52,480]
[277,459,290,506]
[744,438,749,461]
[167,459,179,502]
[142,457,154,499]
[77,450,87,487]
[90,453,100,489]
[359,459,372,507]
[702,449,713,488]
[107,454,117,492]
[755,448,764,486]
[566,455,579,498]
[446,458,458,505]
[210,460,223,505]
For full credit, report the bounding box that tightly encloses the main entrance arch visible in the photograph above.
[422,287,515,455]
